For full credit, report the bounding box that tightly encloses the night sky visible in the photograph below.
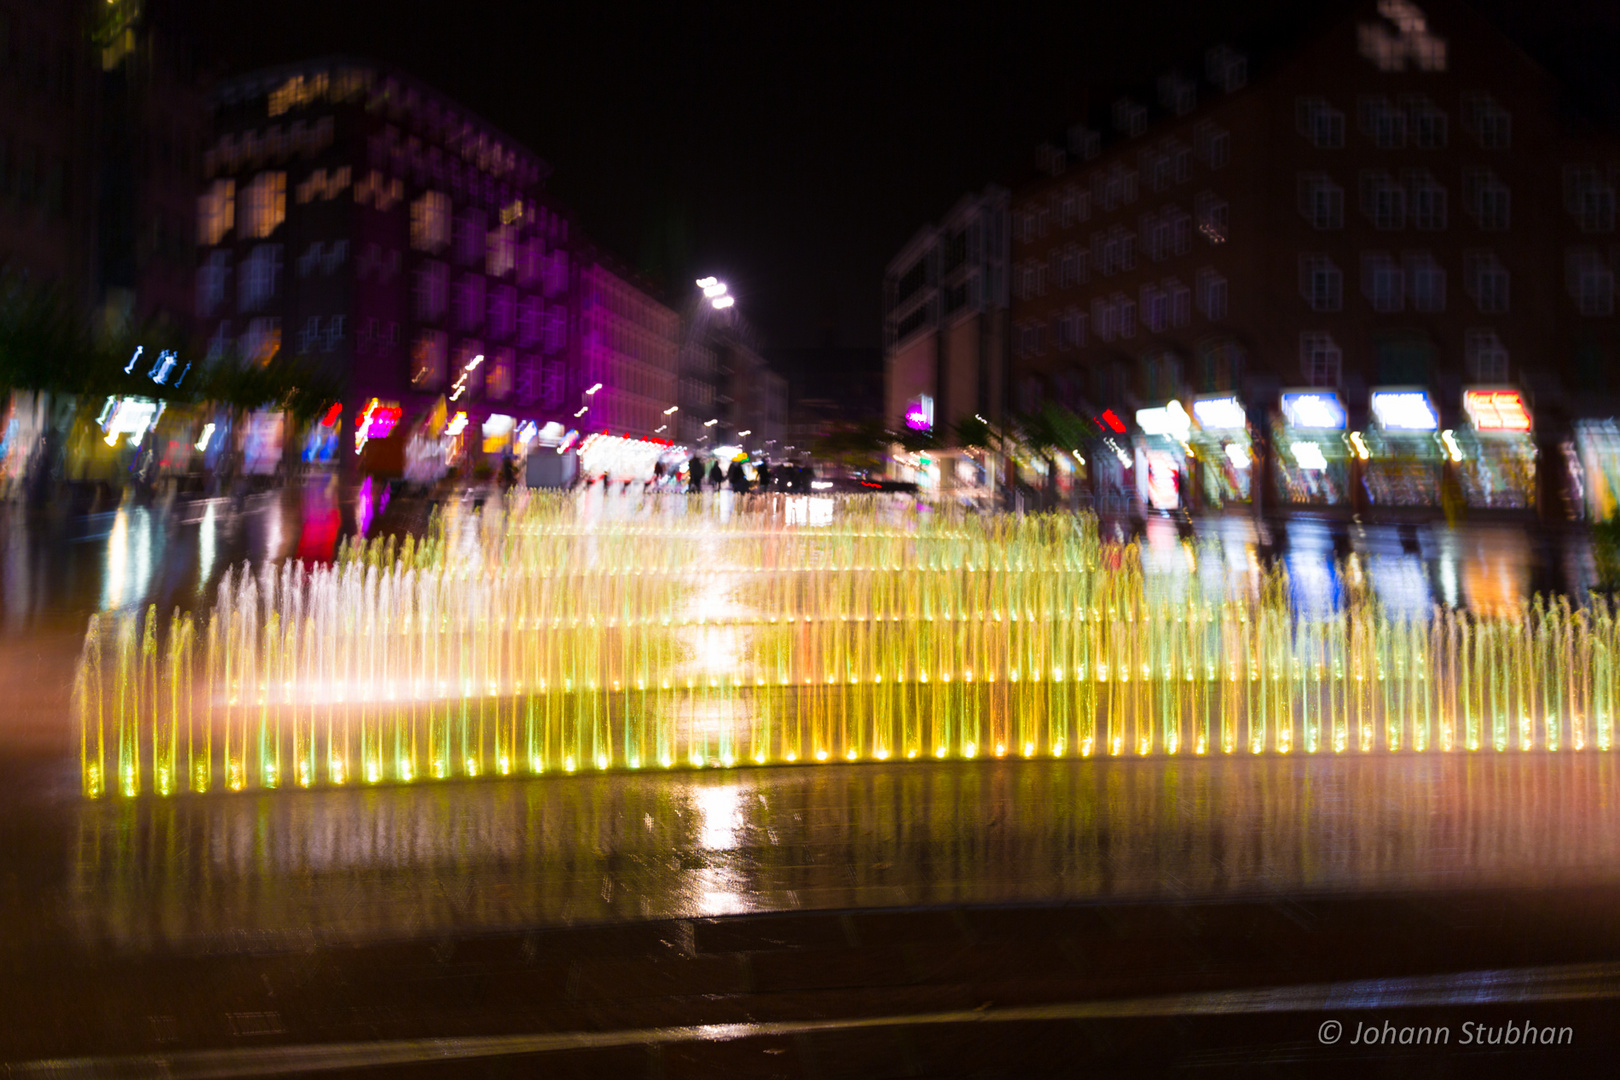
[182,1,1620,354]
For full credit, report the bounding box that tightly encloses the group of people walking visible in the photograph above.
[681,454,815,495]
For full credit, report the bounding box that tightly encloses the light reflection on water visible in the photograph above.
[68,755,1620,950]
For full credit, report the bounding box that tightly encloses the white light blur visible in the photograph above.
[711,295,735,309]
[586,383,603,396]
[1193,396,1246,431]
[702,282,728,298]
[695,276,718,289]
[703,418,718,427]
[1291,441,1328,470]
[195,423,216,452]
[1224,442,1251,469]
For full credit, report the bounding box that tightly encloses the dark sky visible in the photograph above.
[182,1,1620,353]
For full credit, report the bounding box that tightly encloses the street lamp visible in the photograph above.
[586,383,602,396]
[663,405,678,415]
[703,418,718,427]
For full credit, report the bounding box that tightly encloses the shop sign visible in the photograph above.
[1370,389,1438,431]
[1136,401,1191,440]
[1463,389,1531,432]
[905,394,934,432]
[1192,395,1246,431]
[1280,391,1346,430]
[1290,441,1330,470]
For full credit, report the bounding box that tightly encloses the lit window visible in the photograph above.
[242,317,281,364]
[486,347,514,401]
[239,172,286,239]
[410,191,451,251]
[1195,191,1228,244]
[1358,1,1447,72]
[411,330,448,390]
[197,179,235,245]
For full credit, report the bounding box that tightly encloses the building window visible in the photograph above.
[413,261,448,322]
[410,191,451,251]
[1140,283,1169,332]
[1159,72,1197,115]
[1464,252,1510,313]
[1116,294,1136,338]
[197,179,234,245]
[1299,254,1343,311]
[1197,268,1227,320]
[237,245,282,311]
[1057,247,1080,289]
[196,250,230,317]
[1298,174,1345,229]
[1193,121,1230,168]
[1362,253,1404,312]
[1142,210,1167,261]
[322,315,346,353]
[1358,2,1447,72]
[1464,93,1511,149]
[1360,171,1405,229]
[1296,97,1345,148]
[1058,188,1080,227]
[1567,249,1615,316]
[242,318,281,364]
[240,172,286,239]
[1404,96,1448,149]
[543,307,567,352]
[1195,191,1228,244]
[298,315,321,354]
[485,347,514,402]
[1406,170,1447,230]
[1465,329,1510,382]
[1093,297,1117,343]
[487,224,516,276]
[1463,169,1510,230]
[1113,98,1148,138]
[411,330,448,390]
[1359,96,1406,149]
[297,241,324,278]
[1300,332,1342,387]
[1565,167,1616,233]
[1404,251,1446,312]
[1205,45,1247,91]
[1168,278,1191,327]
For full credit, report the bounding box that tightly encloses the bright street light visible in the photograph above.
[711,295,735,310]
[574,407,587,418]
[586,383,603,396]
[655,425,667,433]
[737,430,751,437]
[703,418,718,427]
[663,405,678,415]
[695,276,718,289]
[702,282,728,299]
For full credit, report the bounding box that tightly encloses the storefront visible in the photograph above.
[1362,388,1441,510]
[1188,394,1252,509]
[1275,390,1350,508]
[1455,388,1536,511]
[1575,419,1620,521]
[1134,401,1191,511]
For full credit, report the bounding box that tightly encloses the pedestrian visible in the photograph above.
[756,457,771,493]
[727,457,749,494]
[650,458,665,491]
[708,459,724,490]
[688,455,705,493]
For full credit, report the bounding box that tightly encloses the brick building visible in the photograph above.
[1009,0,1620,519]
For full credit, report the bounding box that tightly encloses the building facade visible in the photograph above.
[577,256,680,440]
[1010,0,1620,519]
[201,59,578,472]
[882,187,1010,492]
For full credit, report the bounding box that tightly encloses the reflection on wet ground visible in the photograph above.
[62,754,1620,951]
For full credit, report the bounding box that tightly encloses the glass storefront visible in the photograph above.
[1456,388,1536,510]
[1275,390,1350,507]
[1189,394,1251,508]
[1362,389,1441,509]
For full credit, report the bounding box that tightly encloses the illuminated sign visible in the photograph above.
[1370,389,1438,431]
[1280,391,1346,430]
[1463,389,1531,432]
[1097,409,1126,434]
[353,399,403,454]
[1192,395,1246,431]
[1291,441,1329,470]
[905,394,934,432]
[97,396,162,446]
[1135,400,1191,440]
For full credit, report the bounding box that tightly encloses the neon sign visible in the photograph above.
[1463,389,1531,432]
[1370,390,1438,431]
[353,398,403,454]
[1192,395,1246,431]
[905,394,934,432]
[1281,391,1346,431]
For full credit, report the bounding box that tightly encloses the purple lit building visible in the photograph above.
[200,59,578,472]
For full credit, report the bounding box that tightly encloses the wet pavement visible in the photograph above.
[4,485,1620,1074]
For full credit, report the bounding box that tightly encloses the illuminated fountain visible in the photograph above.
[76,493,1618,798]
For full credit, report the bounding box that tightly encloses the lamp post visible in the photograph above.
[575,381,602,423]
